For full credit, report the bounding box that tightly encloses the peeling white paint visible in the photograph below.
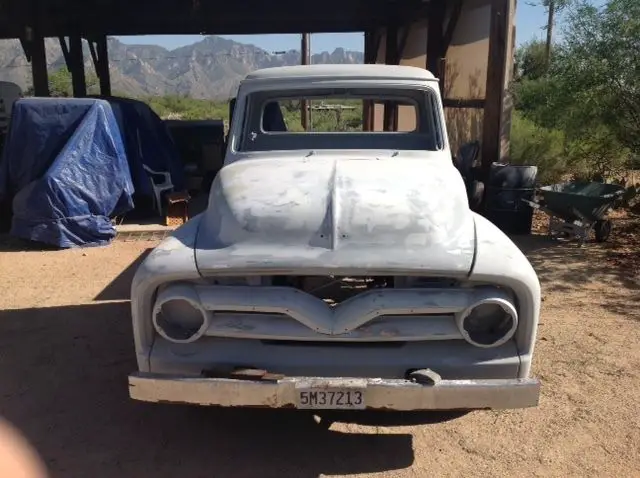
[128,65,542,410]
[129,372,541,410]
[196,155,475,276]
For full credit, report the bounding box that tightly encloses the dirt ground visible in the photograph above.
[0,213,638,478]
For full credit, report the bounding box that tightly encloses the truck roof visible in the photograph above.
[244,64,437,82]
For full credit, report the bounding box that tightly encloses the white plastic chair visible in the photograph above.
[143,164,174,215]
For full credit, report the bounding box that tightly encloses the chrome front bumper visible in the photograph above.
[129,372,540,410]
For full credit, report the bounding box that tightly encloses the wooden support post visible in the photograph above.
[68,35,87,97]
[96,37,111,96]
[439,0,463,97]
[29,33,49,97]
[426,0,445,76]
[481,0,510,177]
[363,30,377,131]
[397,25,411,60]
[438,57,448,97]
[383,23,399,131]
[300,33,310,131]
[88,41,99,71]
[89,36,111,97]
[59,37,70,67]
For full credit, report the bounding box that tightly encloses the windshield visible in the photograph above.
[237,87,444,152]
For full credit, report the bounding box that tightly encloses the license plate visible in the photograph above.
[297,388,366,410]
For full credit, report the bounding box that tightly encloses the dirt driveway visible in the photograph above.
[0,217,638,478]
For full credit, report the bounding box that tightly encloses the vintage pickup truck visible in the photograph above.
[128,64,541,412]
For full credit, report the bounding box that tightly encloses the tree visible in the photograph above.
[553,0,640,150]
[512,41,564,127]
[526,0,575,69]
[512,0,638,183]
[514,40,549,81]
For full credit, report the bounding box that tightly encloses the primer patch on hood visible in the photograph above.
[196,155,475,275]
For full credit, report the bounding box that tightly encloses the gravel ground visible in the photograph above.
[0,215,638,478]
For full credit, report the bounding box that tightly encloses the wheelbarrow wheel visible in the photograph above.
[594,220,612,242]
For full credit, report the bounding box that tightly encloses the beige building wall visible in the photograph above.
[371,22,428,132]
[396,20,428,132]
[443,0,491,154]
[369,0,513,158]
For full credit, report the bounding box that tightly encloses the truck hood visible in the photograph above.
[195,155,476,276]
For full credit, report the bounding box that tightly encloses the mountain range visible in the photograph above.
[0,36,364,100]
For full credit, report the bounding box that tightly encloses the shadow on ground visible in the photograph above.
[3,215,636,476]
[0,302,469,478]
[94,249,152,301]
[0,234,62,252]
[512,228,640,321]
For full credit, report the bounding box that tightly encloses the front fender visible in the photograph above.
[469,214,541,377]
[131,215,202,371]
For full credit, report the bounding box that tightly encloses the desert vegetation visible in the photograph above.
[509,0,639,209]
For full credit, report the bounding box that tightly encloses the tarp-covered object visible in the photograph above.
[0,98,134,248]
[96,96,186,198]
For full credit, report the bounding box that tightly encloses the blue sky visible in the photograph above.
[117,2,552,53]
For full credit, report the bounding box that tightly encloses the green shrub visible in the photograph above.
[564,127,632,182]
[141,95,229,121]
[508,111,568,184]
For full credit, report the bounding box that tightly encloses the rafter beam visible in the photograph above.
[1,0,428,38]
[94,36,111,96]
[426,0,445,76]
[442,0,463,55]
[68,35,87,97]
[22,26,49,96]
[59,36,70,66]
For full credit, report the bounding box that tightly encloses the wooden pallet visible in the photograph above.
[115,230,172,242]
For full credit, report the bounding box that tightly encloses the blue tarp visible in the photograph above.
[0,96,186,248]
[0,98,134,248]
[99,96,185,198]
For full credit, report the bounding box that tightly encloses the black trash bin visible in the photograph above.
[484,163,538,235]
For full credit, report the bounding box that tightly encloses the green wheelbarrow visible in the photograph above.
[522,181,625,245]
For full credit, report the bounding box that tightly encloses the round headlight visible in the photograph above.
[457,298,518,348]
[153,297,209,344]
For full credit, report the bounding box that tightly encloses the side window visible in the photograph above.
[232,97,252,154]
[228,97,237,125]
[224,97,236,153]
